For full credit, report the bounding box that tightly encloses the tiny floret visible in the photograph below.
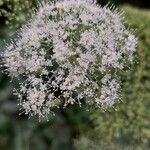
[2,0,137,119]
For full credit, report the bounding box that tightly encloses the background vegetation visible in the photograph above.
[0,0,150,150]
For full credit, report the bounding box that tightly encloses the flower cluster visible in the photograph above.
[2,0,137,119]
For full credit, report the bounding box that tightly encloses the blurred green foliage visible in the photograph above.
[0,0,38,37]
[74,5,150,150]
[0,0,150,149]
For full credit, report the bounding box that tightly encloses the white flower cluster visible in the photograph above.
[2,0,137,119]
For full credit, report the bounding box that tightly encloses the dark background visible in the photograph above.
[98,0,150,8]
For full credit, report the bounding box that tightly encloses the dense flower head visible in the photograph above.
[2,0,137,119]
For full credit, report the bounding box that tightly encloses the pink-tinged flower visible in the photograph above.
[2,0,137,119]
